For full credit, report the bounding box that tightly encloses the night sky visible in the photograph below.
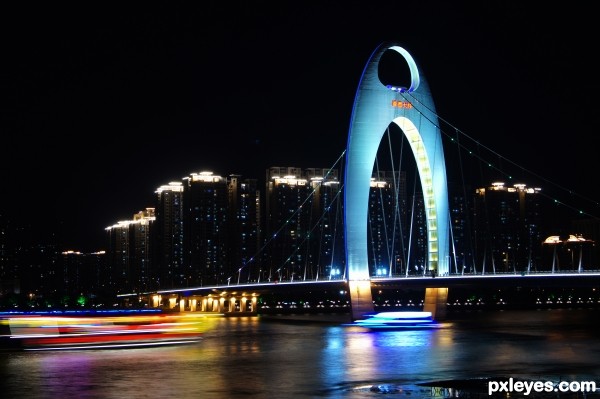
[2,2,598,251]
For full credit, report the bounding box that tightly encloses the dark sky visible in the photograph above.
[2,2,599,251]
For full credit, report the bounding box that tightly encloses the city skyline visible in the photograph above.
[3,2,598,251]
[6,164,591,302]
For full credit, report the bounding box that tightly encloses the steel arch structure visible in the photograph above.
[344,42,449,319]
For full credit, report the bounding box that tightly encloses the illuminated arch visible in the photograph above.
[344,43,449,317]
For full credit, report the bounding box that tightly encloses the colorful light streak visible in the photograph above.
[1,310,220,351]
[347,311,441,330]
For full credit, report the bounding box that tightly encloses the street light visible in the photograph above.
[330,267,340,280]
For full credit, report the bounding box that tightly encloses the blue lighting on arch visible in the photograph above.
[344,43,450,311]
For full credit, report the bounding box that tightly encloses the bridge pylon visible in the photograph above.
[344,42,449,320]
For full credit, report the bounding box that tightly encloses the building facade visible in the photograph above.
[105,208,155,294]
[154,182,184,289]
[227,175,261,284]
[368,171,408,276]
[473,182,543,273]
[183,172,229,286]
[264,167,341,282]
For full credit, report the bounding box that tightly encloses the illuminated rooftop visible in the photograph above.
[186,171,224,183]
[156,181,183,193]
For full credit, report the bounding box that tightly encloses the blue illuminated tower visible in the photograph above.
[344,43,449,319]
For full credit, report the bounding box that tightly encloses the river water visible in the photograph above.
[2,309,600,399]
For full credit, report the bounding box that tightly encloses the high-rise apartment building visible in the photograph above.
[130,208,155,292]
[227,175,261,284]
[106,172,261,291]
[105,208,155,294]
[105,220,131,294]
[473,182,543,273]
[264,167,341,281]
[368,171,408,276]
[447,181,475,274]
[154,182,184,289]
[183,172,229,286]
[305,168,343,280]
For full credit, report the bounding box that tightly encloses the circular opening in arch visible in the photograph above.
[378,49,413,91]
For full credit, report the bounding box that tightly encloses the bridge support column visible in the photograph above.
[176,297,198,312]
[201,296,221,312]
[167,296,177,309]
[423,287,448,320]
[195,294,257,315]
[151,294,161,308]
[349,280,375,320]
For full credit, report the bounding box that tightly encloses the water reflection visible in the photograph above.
[323,326,450,396]
[2,309,600,398]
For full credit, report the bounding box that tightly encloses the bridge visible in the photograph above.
[123,271,600,321]
[122,42,599,321]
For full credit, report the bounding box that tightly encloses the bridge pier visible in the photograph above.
[349,280,375,320]
[423,287,448,320]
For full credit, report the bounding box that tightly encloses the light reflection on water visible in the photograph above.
[2,309,600,399]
